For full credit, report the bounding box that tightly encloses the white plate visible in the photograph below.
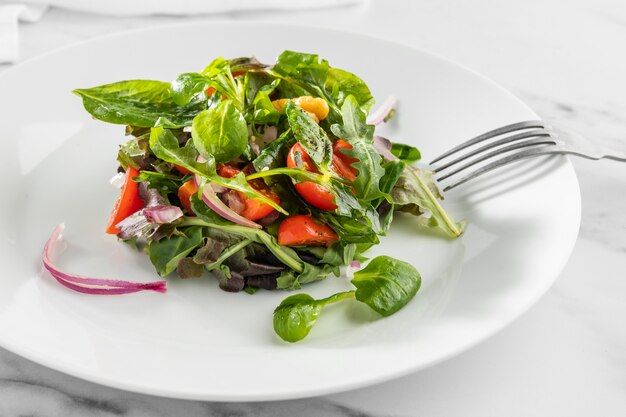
[0,22,580,401]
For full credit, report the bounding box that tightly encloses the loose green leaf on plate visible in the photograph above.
[351,255,421,317]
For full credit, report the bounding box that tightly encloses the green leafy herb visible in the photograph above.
[351,255,421,316]
[73,80,203,127]
[273,292,355,343]
[273,255,421,342]
[391,165,465,238]
[331,95,386,202]
[285,100,333,172]
[171,72,210,107]
[191,100,248,163]
[147,226,204,276]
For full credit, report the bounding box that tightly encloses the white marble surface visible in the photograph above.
[1,0,626,415]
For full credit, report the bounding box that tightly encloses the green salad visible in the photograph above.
[69,50,464,342]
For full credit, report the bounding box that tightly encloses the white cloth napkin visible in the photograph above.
[0,0,365,64]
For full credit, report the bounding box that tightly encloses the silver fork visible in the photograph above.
[429,120,626,192]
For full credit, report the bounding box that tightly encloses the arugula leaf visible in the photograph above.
[187,196,303,272]
[150,126,285,212]
[331,95,386,202]
[273,291,355,343]
[252,130,293,171]
[285,100,333,172]
[135,171,184,196]
[391,165,465,238]
[201,57,245,110]
[245,73,281,124]
[191,100,248,163]
[351,255,421,316]
[147,226,204,276]
[73,80,203,127]
[149,126,216,177]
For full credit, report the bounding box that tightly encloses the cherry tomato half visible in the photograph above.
[217,163,280,221]
[277,215,339,247]
[286,142,360,211]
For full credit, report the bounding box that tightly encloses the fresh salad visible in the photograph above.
[45,51,464,342]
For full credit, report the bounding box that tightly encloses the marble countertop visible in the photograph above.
[1,0,625,415]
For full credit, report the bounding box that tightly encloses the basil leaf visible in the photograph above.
[272,50,373,124]
[285,100,333,172]
[391,165,465,238]
[351,255,421,317]
[73,80,203,127]
[147,226,204,276]
[171,72,210,107]
[331,95,386,202]
[191,100,248,163]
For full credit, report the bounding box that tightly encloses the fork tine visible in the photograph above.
[441,146,563,192]
[432,129,554,173]
[429,120,547,165]
[436,137,556,182]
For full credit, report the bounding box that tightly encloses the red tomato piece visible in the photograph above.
[277,215,339,247]
[178,179,199,215]
[106,166,144,234]
[217,163,280,221]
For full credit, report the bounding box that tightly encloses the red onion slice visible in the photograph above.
[367,96,397,126]
[346,260,362,279]
[42,224,167,295]
[143,205,183,224]
[193,175,262,229]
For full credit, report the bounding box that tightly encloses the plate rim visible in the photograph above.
[0,19,582,401]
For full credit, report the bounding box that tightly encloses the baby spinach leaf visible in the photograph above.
[351,255,421,317]
[285,100,333,172]
[73,80,202,127]
[325,67,374,113]
[273,291,355,343]
[147,226,204,276]
[191,100,248,163]
[331,95,386,202]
